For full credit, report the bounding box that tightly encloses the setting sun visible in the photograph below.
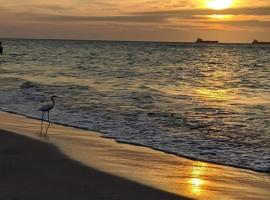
[206,0,233,10]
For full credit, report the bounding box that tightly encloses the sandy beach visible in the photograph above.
[0,129,189,200]
[0,111,269,200]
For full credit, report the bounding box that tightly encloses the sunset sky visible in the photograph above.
[0,0,269,42]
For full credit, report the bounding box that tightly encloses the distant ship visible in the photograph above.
[196,38,219,44]
[252,40,270,44]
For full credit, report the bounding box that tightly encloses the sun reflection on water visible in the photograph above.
[195,88,230,101]
[188,162,207,196]
[194,69,236,103]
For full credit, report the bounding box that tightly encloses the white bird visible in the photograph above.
[39,95,58,136]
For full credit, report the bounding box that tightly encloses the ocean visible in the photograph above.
[0,39,269,172]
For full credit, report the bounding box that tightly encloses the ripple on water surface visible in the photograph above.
[0,39,269,172]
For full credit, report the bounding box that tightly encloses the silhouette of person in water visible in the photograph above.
[0,41,3,55]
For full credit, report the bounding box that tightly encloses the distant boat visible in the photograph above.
[196,38,219,44]
[252,40,270,44]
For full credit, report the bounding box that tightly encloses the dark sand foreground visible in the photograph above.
[0,129,190,200]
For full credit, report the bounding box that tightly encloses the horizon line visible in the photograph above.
[0,37,267,44]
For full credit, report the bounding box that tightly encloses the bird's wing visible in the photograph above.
[39,103,52,111]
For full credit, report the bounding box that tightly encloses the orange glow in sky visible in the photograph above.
[206,0,234,10]
[0,0,269,42]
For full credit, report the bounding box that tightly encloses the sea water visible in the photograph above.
[0,39,269,172]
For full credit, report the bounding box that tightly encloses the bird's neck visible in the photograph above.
[51,98,55,106]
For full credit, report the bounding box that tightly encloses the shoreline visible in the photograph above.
[0,111,269,199]
[2,109,269,174]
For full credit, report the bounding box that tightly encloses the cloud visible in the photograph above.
[134,6,270,16]
[18,6,269,29]
[205,20,270,28]
[33,14,167,23]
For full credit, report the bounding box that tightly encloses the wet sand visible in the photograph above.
[0,129,189,200]
[0,111,269,200]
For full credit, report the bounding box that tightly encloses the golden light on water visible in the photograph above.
[190,178,203,187]
[195,88,230,101]
[194,69,234,102]
[206,0,233,10]
[188,162,207,196]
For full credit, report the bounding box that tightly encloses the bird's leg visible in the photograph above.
[40,112,45,136]
[45,111,51,136]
